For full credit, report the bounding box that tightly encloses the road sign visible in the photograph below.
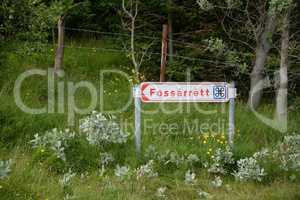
[140,82,235,103]
[133,82,237,155]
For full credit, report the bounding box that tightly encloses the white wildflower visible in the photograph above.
[211,176,223,188]
[253,148,269,160]
[136,160,158,179]
[184,170,197,185]
[114,165,130,180]
[208,147,234,174]
[164,151,184,166]
[186,154,200,164]
[100,152,114,166]
[197,190,211,199]
[233,157,266,182]
[59,169,76,186]
[275,134,300,171]
[156,187,167,200]
[0,159,12,179]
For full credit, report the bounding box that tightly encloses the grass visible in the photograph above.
[1,151,300,200]
[0,39,299,199]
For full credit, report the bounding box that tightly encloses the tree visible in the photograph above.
[121,0,153,82]
[274,1,295,129]
[248,13,277,108]
[52,0,89,72]
[197,0,280,108]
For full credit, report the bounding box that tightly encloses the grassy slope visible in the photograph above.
[0,40,300,199]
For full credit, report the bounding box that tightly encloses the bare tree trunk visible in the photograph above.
[160,24,168,82]
[248,15,276,108]
[276,7,291,127]
[130,17,138,74]
[168,0,174,63]
[54,15,65,72]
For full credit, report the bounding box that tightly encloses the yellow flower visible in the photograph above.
[207,151,211,155]
[0,185,2,189]
[208,148,212,152]
[41,149,45,153]
[211,155,215,159]
[203,140,207,144]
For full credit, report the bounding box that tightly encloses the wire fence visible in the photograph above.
[63,26,300,63]
[29,25,299,91]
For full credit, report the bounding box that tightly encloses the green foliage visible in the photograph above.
[226,51,249,75]
[269,0,294,14]
[64,136,100,173]
[30,129,101,173]
[166,60,203,81]
[225,0,240,9]
[0,35,300,199]
[197,0,214,11]
[205,37,226,54]
[0,105,64,148]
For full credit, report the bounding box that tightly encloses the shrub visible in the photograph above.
[114,165,131,180]
[274,134,300,172]
[207,146,234,174]
[79,111,128,146]
[136,160,158,180]
[30,128,75,161]
[211,176,223,188]
[158,150,185,167]
[0,159,12,179]
[233,157,266,182]
[184,170,197,185]
[100,152,115,167]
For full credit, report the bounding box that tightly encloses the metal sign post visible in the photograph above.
[228,82,236,148]
[134,82,237,154]
[133,85,141,154]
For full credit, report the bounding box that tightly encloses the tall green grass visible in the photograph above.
[0,39,299,200]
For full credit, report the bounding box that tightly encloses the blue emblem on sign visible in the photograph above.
[213,86,226,99]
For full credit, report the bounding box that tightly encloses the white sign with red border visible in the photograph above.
[139,82,236,103]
